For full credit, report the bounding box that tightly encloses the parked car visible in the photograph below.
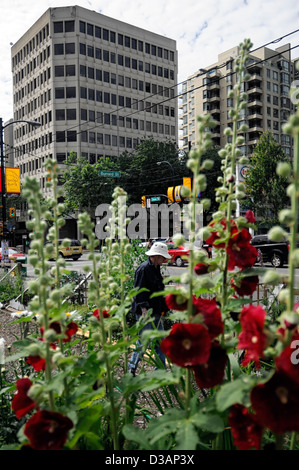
[250,234,289,268]
[165,242,208,267]
[44,239,83,260]
[0,247,27,263]
[166,243,190,267]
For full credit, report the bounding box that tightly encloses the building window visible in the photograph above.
[66,87,76,98]
[65,43,75,54]
[65,21,75,32]
[67,131,77,142]
[87,23,93,36]
[79,21,86,34]
[66,65,75,76]
[56,109,65,120]
[54,44,64,55]
[54,22,63,33]
[55,66,64,77]
[67,109,76,121]
[55,88,65,99]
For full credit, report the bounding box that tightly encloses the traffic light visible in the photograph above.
[141,196,146,208]
[9,207,15,218]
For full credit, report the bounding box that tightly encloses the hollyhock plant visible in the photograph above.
[250,371,299,434]
[93,308,110,320]
[228,404,263,450]
[165,293,188,311]
[244,210,256,224]
[237,304,267,368]
[12,378,36,419]
[24,410,73,450]
[192,297,224,339]
[160,322,211,367]
[227,228,258,271]
[231,275,259,297]
[192,341,227,389]
[26,355,47,372]
[40,320,78,343]
[194,263,209,275]
[205,218,233,248]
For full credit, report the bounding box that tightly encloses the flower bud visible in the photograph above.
[262,270,281,286]
[268,226,286,242]
[276,161,291,178]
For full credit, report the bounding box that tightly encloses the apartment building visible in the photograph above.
[179,43,297,158]
[11,5,178,195]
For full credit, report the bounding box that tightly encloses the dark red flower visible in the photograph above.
[93,308,110,320]
[192,297,224,339]
[165,293,188,311]
[24,410,73,450]
[231,275,259,297]
[40,321,78,343]
[160,322,211,367]
[26,355,47,372]
[12,378,36,419]
[205,219,230,248]
[244,210,256,224]
[64,321,78,342]
[194,263,209,275]
[192,341,227,388]
[227,228,258,271]
[228,404,263,450]
[250,371,299,434]
[237,304,267,368]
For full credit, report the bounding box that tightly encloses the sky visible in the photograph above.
[1,0,299,123]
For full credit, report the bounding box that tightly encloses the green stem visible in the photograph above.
[288,129,299,313]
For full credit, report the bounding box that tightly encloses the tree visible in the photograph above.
[62,155,116,216]
[116,138,189,204]
[243,132,290,229]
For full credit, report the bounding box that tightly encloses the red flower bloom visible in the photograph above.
[228,404,263,450]
[12,378,36,419]
[227,228,258,270]
[64,321,78,342]
[244,210,256,224]
[160,323,211,367]
[40,321,78,343]
[93,308,110,320]
[24,410,73,450]
[192,341,227,389]
[192,297,224,339]
[231,275,259,297]
[165,293,188,311]
[26,355,47,372]
[237,305,267,368]
[205,219,230,248]
[194,263,209,275]
[250,371,299,434]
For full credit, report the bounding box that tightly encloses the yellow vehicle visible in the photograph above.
[44,239,83,260]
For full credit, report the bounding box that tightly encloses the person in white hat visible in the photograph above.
[128,242,171,376]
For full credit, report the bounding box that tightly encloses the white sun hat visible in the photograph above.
[145,242,171,259]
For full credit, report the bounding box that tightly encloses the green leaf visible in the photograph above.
[175,420,199,450]
[216,375,257,412]
[191,412,225,434]
[122,424,152,450]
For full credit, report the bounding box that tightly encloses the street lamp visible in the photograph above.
[156,160,175,188]
[0,118,41,261]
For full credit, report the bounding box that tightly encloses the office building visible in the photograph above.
[179,43,297,158]
[11,5,178,196]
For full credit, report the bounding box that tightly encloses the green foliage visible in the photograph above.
[243,132,290,227]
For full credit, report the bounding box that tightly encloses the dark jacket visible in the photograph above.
[131,258,168,318]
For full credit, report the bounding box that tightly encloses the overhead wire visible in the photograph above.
[10,29,299,161]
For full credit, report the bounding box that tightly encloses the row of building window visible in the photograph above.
[14,47,51,85]
[56,121,175,144]
[12,24,50,67]
[14,68,51,104]
[53,19,175,62]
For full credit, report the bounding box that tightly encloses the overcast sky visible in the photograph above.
[1,0,299,122]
